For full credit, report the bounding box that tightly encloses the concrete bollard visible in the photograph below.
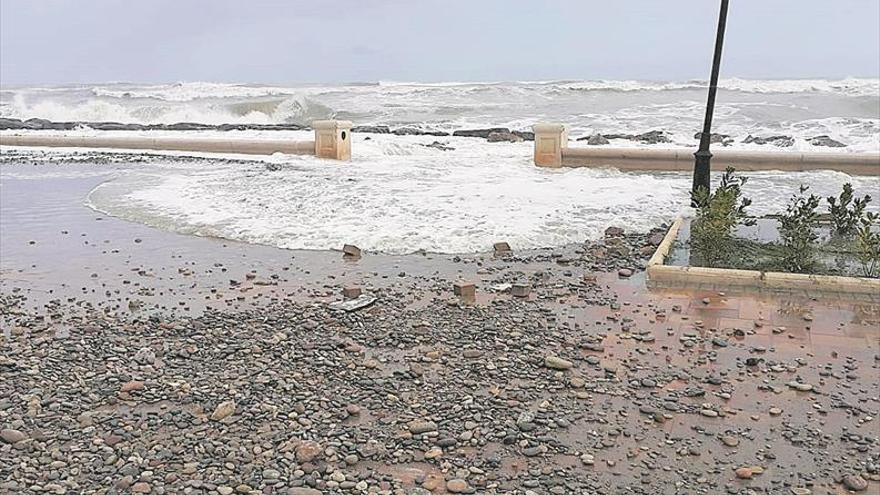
[533,123,567,167]
[314,120,352,161]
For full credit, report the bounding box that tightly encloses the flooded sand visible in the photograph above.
[1,155,879,494]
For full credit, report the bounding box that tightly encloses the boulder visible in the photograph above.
[604,226,625,237]
[351,125,391,134]
[742,135,794,147]
[392,127,448,136]
[808,135,846,147]
[694,132,733,146]
[0,118,26,130]
[511,130,535,141]
[587,134,610,145]
[90,122,148,131]
[453,128,510,138]
[487,131,524,143]
[634,130,671,144]
[161,122,216,131]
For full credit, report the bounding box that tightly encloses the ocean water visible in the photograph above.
[1,79,879,254]
[2,78,879,150]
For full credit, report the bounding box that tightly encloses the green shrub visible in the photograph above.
[778,186,820,273]
[827,183,872,237]
[690,167,755,267]
[855,212,880,278]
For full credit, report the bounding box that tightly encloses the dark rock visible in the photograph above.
[486,131,523,143]
[0,118,26,130]
[808,135,846,148]
[421,141,455,151]
[90,122,148,131]
[392,127,448,136]
[742,135,794,147]
[694,132,733,146]
[453,128,510,139]
[634,130,671,144]
[352,125,391,134]
[161,122,216,131]
[598,131,670,144]
[604,226,625,237]
[511,130,535,141]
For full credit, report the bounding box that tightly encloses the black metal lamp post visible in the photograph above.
[693,0,730,197]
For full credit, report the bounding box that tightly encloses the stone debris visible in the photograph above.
[328,295,376,312]
[210,400,236,421]
[493,241,512,255]
[0,429,27,444]
[453,281,475,299]
[511,283,531,298]
[544,355,574,370]
[342,244,362,258]
[342,286,362,300]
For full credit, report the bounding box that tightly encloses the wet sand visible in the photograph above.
[1,153,879,494]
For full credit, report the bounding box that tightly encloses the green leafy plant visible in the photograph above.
[690,167,755,267]
[778,186,820,273]
[855,212,880,278]
[826,183,872,237]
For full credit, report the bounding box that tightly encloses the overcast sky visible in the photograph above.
[1,0,879,85]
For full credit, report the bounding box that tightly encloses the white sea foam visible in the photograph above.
[561,77,880,96]
[77,133,880,255]
[90,82,300,101]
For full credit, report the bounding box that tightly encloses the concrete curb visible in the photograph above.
[0,120,353,160]
[562,147,880,175]
[533,123,880,176]
[0,134,315,156]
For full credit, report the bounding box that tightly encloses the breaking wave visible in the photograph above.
[1,77,877,151]
[0,92,335,126]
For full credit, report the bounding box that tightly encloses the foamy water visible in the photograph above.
[2,78,879,254]
[51,132,874,254]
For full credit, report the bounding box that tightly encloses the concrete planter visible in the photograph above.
[646,217,880,299]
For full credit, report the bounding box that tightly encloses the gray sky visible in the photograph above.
[1,0,878,85]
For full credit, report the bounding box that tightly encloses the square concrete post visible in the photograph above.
[532,123,567,167]
[313,120,352,160]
